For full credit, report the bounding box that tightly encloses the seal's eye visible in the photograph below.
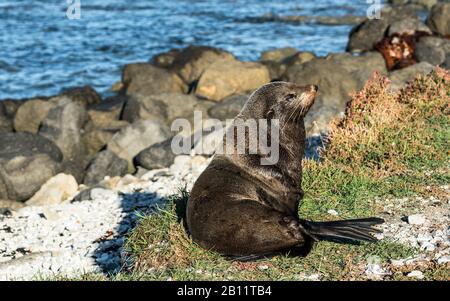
[285,93,296,101]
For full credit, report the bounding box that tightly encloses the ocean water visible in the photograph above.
[0,0,376,99]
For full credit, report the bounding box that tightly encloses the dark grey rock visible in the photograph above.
[134,138,176,170]
[107,120,171,172]
[388,17,432,36]
[285,52,386,111]
[426,2,450,36]
[122,92,213,125]
[83,150,128,186]
[208,94,248,120]
[39,101,88,161]
[347,19,390,52]
[61,160,87,184]
[0,132,62,201]
[284,52,386,135]
[0,132,63,162]
[415,36,448,66]
[388,62,435,91]
[122,63,187,97]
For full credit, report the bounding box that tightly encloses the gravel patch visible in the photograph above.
[0,156,210,280]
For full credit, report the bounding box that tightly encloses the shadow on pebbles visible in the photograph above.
[0,157,210,280]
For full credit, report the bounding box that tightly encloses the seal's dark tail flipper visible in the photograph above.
[300,217,384,244]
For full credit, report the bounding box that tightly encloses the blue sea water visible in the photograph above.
[0,0,376,99]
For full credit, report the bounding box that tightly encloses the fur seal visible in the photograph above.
[186,82,383,258]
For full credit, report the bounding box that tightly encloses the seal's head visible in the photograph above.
[242,81,318,123]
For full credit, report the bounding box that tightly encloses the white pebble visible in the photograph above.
[407,214,426,225]
[327,209,339,216]
[407,270,424,279]
[437,255,450,264]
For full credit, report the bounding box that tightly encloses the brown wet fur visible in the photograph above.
[187,82,317,257]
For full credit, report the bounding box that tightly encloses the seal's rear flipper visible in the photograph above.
[300,217,384,244]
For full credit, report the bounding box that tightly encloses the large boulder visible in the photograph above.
[208,94,248,120]
[347,18,391,52]
[285,52,386,134]
[122,93,214,125]
[107,120,171,171]
[60,159,86,184]
[285,52,386,111]
[261,51,316,80]
[388,18,432,36]
[0,133,62,201]
[13,99,56,133]
[83,150,128,186]
[39,101,88,161]
[347,6,420,52]
[414,36,450,66]
[426,3,450,36]
[286,58,358,113]
[388,62,435,91]
[134,138,176,170]
[122,63,187,97]
[326,52,388,85]
[169,46,235,85]
[59,85,102,106]
[195,58,270,101]
[26,173,78,206]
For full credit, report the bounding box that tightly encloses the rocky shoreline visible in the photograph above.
[1,3,449,280]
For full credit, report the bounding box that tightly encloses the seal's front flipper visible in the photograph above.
[299,217,384,244]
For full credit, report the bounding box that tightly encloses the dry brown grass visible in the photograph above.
[322,68,450,178]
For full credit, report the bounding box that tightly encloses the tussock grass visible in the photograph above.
[91,69,450,281]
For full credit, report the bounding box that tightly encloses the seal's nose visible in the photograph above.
[309,85,318,93]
